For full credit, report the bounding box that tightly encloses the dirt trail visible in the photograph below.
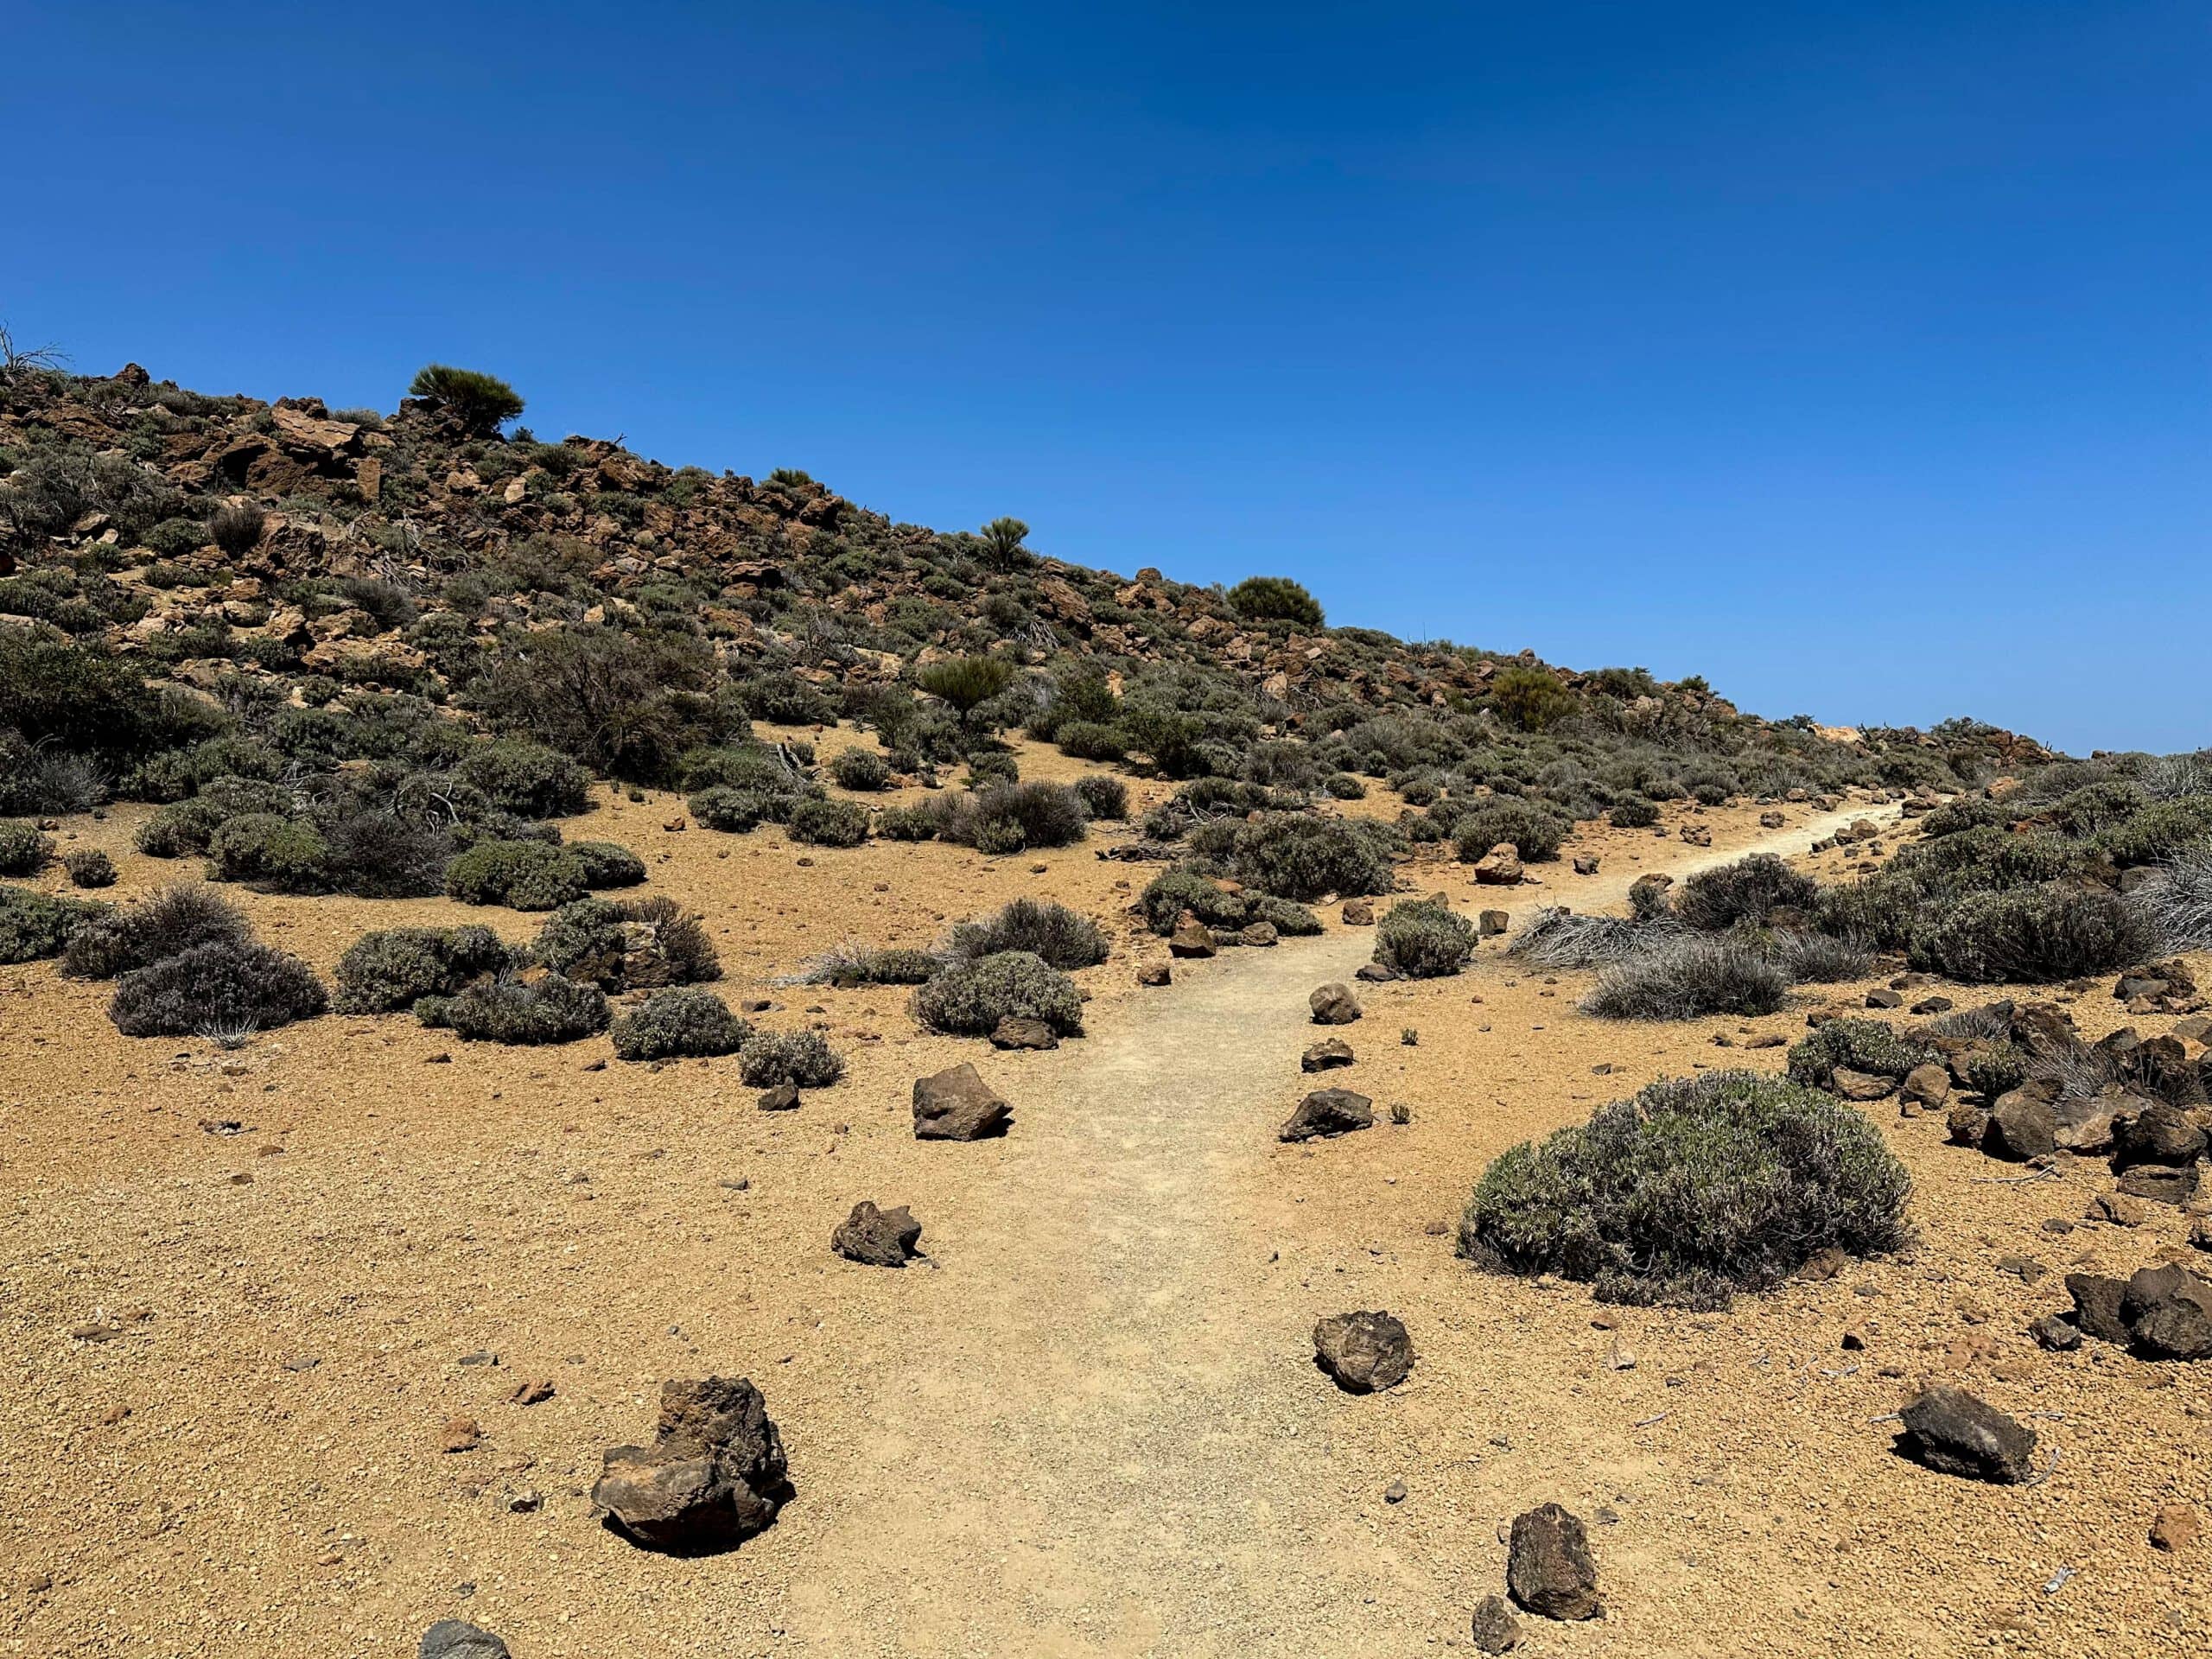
[778,804,1895,1654]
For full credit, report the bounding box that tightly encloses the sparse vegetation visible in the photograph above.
[948,899,1107,969]
[737,1028,846,1087]
[418,971,610,1045]
[1581,937,1790,1020]
[912,950,1084,1037]
[611,988,751,1061]
[110,938,327,1038]
[334,925,511,1014]
[1375,900,1475,978]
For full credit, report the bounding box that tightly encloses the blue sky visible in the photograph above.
[7,1,2206,754]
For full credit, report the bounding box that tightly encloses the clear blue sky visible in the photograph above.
[8,2,2207,754]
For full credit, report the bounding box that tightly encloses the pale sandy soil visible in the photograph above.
[1,742,2204,1656]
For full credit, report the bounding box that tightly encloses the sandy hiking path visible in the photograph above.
[776,803,1897,1654]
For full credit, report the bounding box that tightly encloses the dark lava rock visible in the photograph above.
[420,1622,511,1659]
[1897,1386,2037,1483]
[990,1015,1059,1051]
[831,1201,924,1268]
[912,1062,1012,1141]
[2124,1263,2212,1360]
[1469,1592,1522,1652]
[2029,1313,2082,1351]
[1312,1310,1413,1393]
[1507,1503,1603,1620]
[1309,982,1363,1025]
[756,1082,800,1112]
[1982,1096,2056,1161]
[2113,1102,2208,1169]
[1280,1088,1374,1143]
[1300,1038,1356,1073]
[2117,1163,2201,1205]
[592,1376,789,1553]
[2066,1273,2132,1344]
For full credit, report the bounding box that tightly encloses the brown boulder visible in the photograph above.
[1280,1088,1374,1142]
[592,1377,789,1552]
[1472,844,1524,886]
[1309,982,1362,1025]
[1507,1503,1602,1620]
[1168,918,1217,959]
[1312,1310,1413,1393]
[1300,1038,1356,1072]
[990,1015,1058,1051]
[830,1201,923,1268]
[912,1063,1012,1141]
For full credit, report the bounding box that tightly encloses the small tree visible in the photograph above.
[408,364,524,435]
[1488,665,1575,733]
[918,655,1016,730]
[981,517,1031,570]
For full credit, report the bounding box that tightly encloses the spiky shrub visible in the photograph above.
[417,972,609,1045]
[1785,1019,1937,1089]
[2130,851,2212,951]
[911,950,1084,1037]
[1375,900,1474,978]
[110,938,328,1038]
[1675,854,1818,931]
[688,786,769,834]
[63,884,249,978]
[830,747,892,791]
[917,655,1016,724]
[0,885,106,964]
[334,925,511,1014]
[0,820,52,877]
[208,503,266,556]
[63,849,117,889]
[1510,906,1680,970]
[611,988,752,1062]
[1454,800,1569,864]
[1582,937,1789,1020]
[737,1028,846,1088]
[788,798,870,848]
[454,740,591,819]
[1224,575,1324,628]
[444,840,587,910]
[1912,883,2155,984]
[937,783,1088,853]
[408,363,524,435]
[810,942,943,986]
[1767,929,1872,983]
[949,898,1108,969]
[1058,723,1128,763]
[1229,813,1395,901]
[1458,1070,1912,1307]
[531,895,719,990]
[207,812,329,890]
[1608,796,1659,829]
[1072,774,1128,821]
[874,804,939,842]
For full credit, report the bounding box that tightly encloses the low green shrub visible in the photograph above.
[454,739,591,818]
[1454,800,1569,864]
[418,972,610,1044]
[789,797,870,847]
[688,786,769,833]
[1785,1019,1937,1090]
[1375,899,1475,978]
[0,885,106,963]
[1912,882,2156,983]
[948,898,1108,969]
[611,988,751,1061]
[530,895,719,990]
[334,925,511,1014]
[207,812,329,889]
[564,840,645,888]
[0,820,53,876]
[737,1028,847,1087]
[911,950,1084,1036]
[1608,796,1659,829]
[1675,854,1817,931]
[111,938,327,1037]
[444,839,587,910]
[64,884,249,978]
[63,849,117,889]
[1582,938,1790,1020]
[1072,774,1128,820]
[874,804,939,842]
[1057,722,1128,762]
[830,747,892,791]
[1458,1070,1912,1306]
[1228,813,1395,901]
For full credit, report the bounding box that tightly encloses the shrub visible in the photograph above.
[1786,1019,1937,1090]
[689,786,769,833]
[334,925,510,1014]
[565,840,645,888]
[1454,800,1569,864]
[875,804,939,842]
[444,839,586,910]
[811,942,943,986]
[1582,938,1790,1020]
[408,364,524,435]
[789,798,870,848]
[419,972,609,1044]
[1325,772,1367,801]
[321,810,450,898]
[964,751,1020,790]
[917,655,1016,725]
[2097,798,2212,868]
[1458,1070,1912,1307]
[611,988,751,1061]
[831,747,893,791]
[1135,867,1251,934]
[454,740,592,819]
[2131,851,2212,951]
[936,782,1088,853]
[1608,796,1660,829]
[1230,813,1395,900]
[1058,722,1128,762]
[1488,665,1575,733]
[1072,774,1128,821]
[1510,906,1679,970]
[1252,894,1323,935]
[736,1028,846,1088]
[1224,575,1324,628]
[111,938,327,1038]
[0,885,105,964]
[949,898,1108,969]
[207,812,328,889]
[0,820,52,876]
[1767,929,1872,983]
[1961,1044,2031,1099]
[1676,855,1818,932]
[531,894,719,990]
[911,950,1084,1036]
[1375,900,1474,978]
[1913,882,2156,983]
[208,503,266,556]
[979,516,1032,570]
[64,884,248,978]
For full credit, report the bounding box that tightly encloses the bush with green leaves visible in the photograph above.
[1582,937,1790,1020]
[334,925,511,1014]
[563,840,645,888]
[207,812,329,889]
[789,797,870,847]
[1057,722,1128,762]
[1325,772,1367,800]
[830,747,892,791]
[1458,1070,1912,1307]
[611,988,752,1062]
[810,942,943,986]
[1912,882,2155,984]
[917,655,1016,727]
[1135,867,1252,934]
[911,950,1084,1037]
[530,894,719,990]
[874,804,939,842]
[935,782,1088,854]
[1224,812,1395,901]
[688,786,770,834]
[208,503,266,556]
[1675,854,1818,932]
[2096,798,2212,868]
[1785,1019,1937,1090]
[1375,899,1475,978]
[1072,774,1128,821]
[963,751,1020,790]
[454,740,591,819]
[1608,796,1660,829]
[418,971,609,1045]
[0,820,52,876]
[737,1027,847,1088]
[110,938,328,1038]
[1961,1044,2031,1099]
[0,884,106,964]
[408,364,524,435]
[1224,575,1324,629]
[949,898,1108,970]
[444,839,587,910]
[1454,799,1569,864]
[64,884,249,979]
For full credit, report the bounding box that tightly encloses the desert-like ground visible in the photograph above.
[2,737,2205,1656]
